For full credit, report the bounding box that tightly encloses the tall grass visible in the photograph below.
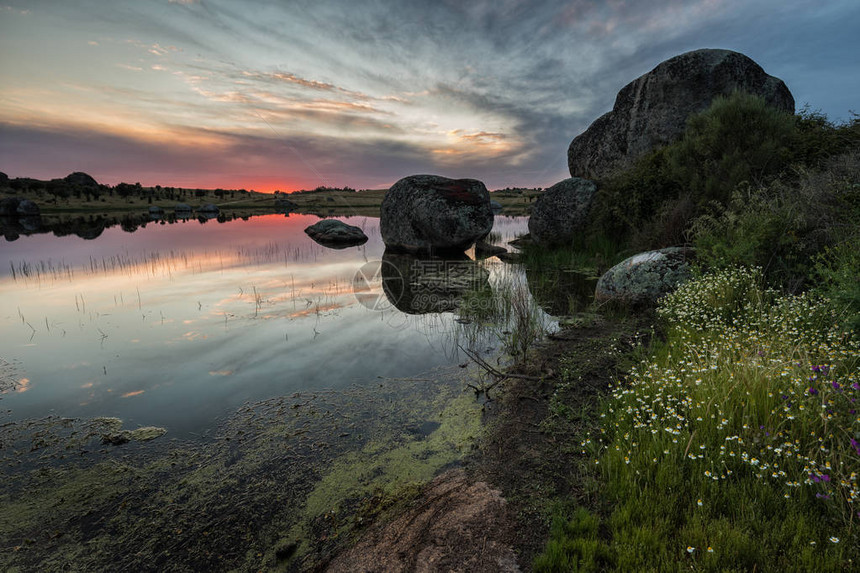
[458,270,550,363]
[537,267,859,571]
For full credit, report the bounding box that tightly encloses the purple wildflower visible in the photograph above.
[809,387,818,396]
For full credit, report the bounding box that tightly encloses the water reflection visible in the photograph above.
[381,251,491,314]
[525,265,597,316]
[0,214,539,437]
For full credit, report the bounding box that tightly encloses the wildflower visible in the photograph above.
[707,547,714,553]
[687,546,695,554]
[830,537,839,544]
[697,499,703,507]
[808,387,818,396]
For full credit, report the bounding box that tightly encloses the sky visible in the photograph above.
[0,1,858,192]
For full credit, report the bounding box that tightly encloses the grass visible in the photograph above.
[458,269,550,364]
[536,267,859,571]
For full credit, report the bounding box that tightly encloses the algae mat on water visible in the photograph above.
[0,366,483,572]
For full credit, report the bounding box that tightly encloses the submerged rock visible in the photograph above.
[528,178,597,246]
[101,425,167,446]
[381,175,493,254]
[595,247,693,305]
[568,49,795,180]
[304,219,368,248]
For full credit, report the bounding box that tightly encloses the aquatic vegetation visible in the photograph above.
[0,370,482,571]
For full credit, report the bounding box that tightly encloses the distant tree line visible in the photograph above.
[0,172,253,204]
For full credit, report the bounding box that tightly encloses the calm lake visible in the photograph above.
[0,213,547,438]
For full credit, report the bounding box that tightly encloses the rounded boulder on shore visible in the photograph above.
[568,48,795,180]
[595,247,694,305]
[527,177,597,246]
[380,175,493,254]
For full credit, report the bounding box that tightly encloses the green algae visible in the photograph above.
[302,390,481,518]
[0,367,485,572]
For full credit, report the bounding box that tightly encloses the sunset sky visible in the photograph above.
[1,0,858,192]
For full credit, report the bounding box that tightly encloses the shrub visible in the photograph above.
[589,92,798,248]
[664,91,796,206]
[690,150,860,290]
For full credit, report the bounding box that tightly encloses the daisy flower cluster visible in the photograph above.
[584,267,859,542]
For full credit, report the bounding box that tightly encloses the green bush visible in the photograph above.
[664,91,796,206]
[588,93,858,256]
[812,241,860,333]
[690,150,860,289]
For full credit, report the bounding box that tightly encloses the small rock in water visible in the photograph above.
[101,426,167,446]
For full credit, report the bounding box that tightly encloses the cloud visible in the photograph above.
[2,0,858,189]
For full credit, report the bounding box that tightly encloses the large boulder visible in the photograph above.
[64,172,99,188]
[304,219,368,248]
[16,199,40,216]
[381,175,493,254]
[568,49,795,180]
[595,247,693,305]
[275,196,299,212]
[0,197,21,216]
[528,178,597,246]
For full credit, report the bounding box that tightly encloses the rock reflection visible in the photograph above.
[381,250,490,315]
[525,264,597,316]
